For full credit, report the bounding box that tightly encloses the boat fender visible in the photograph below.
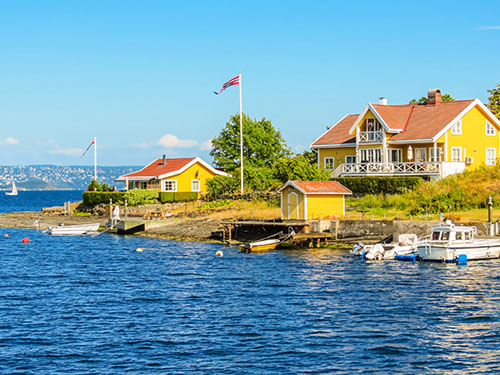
[457,254,467,264]
[216,251,223,257]
[21,238,30,243]
[136,248,143,252]
[360,251,366,259]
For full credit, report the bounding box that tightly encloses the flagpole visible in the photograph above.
[94,136,97,182]
[239,73,243,195]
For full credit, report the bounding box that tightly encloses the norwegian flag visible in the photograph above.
[81,138,95,157]
[214,75,240,95]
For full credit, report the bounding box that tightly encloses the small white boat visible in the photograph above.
[5,180,18,196]
[418,220,500,263]
[46,223,100,235]
[352,234,420,260]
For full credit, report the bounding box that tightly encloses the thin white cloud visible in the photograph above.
[133,142,152,149]
[50,147,83,156]
[200,139,213,151]
[5,137,19,145]
[158,134,199,148]
[478,26,500,30]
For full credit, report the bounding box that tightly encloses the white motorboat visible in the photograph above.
[352,234,420,260]
[418,220,500,263]
[5,180,18,196]
[45,223,100,235]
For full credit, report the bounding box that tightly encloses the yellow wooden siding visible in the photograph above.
[358,112,377,132]
[160,162,221,196]
[280,186,305,220]
[318,147,356,169]
[307,194,345,220]
[445,106,499,168]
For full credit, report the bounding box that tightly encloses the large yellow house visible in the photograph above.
[116,156,228,197]
[278,180,352,220]
[311,89,500,178]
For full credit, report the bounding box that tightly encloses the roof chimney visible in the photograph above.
[162,154,166,165]
[379,97,387,105]
[428,89,442,105]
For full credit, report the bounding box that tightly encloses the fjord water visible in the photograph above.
[1,193,500,373]
[0,190,84,213]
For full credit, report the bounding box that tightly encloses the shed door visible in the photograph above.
[288,192,299,220]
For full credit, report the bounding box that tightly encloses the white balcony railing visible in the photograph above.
[338,162,442,176]
[358,131,384,143]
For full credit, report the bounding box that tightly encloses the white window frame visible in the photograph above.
[191,179,200,192]
[360,149,381,163]
[486,121,496,136]
[428,147,441,162]
[451,120,462,135]
[324,157,335,170]
[388,149,402,163]
[451,147,462,162]
[345,155,356,164]
[415,148,427,162]
[486,148,496,166]
[164,180,177,192]
[138,181,147,189]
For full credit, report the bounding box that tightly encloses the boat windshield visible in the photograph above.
[432,231,449,241]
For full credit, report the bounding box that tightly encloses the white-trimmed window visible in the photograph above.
[191,180,200,192]
[429,147,441,162]
[345,155,356,164]
[360,149,381,163]
[451,120,462,135]
[486,121,496,136]
[486,148,496,165]
[389,149,402,163]
[415,148,426,162]
[451,147,462,162]
[324,157,335,170]
[138,181,147,189]
[164,180,177,192]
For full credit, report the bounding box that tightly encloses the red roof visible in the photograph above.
[312,100,476,145]
[122,157,196,178]
[288,180,351,195]
[311,114,358,146]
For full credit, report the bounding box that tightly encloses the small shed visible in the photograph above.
[277,180,352,220]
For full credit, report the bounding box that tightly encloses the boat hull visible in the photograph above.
[48,223,100,235]
[418,241,500,262]
[240,239,280,252]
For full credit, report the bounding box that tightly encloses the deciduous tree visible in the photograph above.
[487,83,500,119]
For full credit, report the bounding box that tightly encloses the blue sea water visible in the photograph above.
[1,193,500,374]
[0,190,84,213]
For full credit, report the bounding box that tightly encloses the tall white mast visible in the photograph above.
[93,136,97,181]
[239,73,243,195]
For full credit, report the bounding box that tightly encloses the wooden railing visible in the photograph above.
[358,131,384,143]
[338,162,441,176]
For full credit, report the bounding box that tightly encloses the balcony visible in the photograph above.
[358,130,384,143]
[331,161,465,178]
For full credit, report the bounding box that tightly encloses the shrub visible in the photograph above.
[206,176,240,199]
[332,176,423,195]
[159,192,199,203]
[124,189,159,206]
[82,191,126,206]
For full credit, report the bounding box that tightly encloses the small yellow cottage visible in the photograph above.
[116,156,228,197]
[278,180,352,220]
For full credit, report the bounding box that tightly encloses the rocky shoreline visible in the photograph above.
[0,211,222,242]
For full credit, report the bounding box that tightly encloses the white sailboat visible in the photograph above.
[5,180,18,196]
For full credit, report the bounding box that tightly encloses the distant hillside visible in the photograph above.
[0,165,140,190]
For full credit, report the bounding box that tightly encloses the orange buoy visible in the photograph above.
[4,234,8,237]
[21,238,30,243]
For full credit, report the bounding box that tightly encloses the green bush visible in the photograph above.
[82,191,126,206]
[159,192,198,203]
[332,176,423,195]
[206,176,240,199]
[124,189,159,206]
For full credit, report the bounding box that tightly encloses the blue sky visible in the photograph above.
[1,0,499,166]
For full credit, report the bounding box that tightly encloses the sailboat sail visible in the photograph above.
[5,180,18,196]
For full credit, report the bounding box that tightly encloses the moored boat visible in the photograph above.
[239,238,281,252]
[5,180,18,196]
[352,233,420,260]
[45,223,100,235]
[418,221,500,263]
